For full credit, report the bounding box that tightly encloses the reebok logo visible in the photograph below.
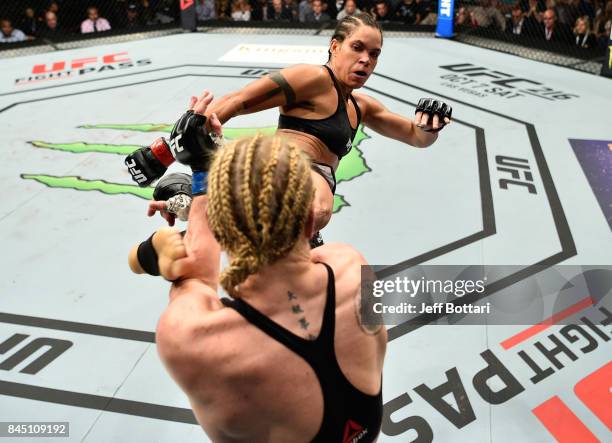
[343,420,368,443]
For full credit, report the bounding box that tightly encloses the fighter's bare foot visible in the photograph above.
[153,227,187,281]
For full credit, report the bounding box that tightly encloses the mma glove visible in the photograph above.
[168,110,218,195]
[124,137,174,187]
[153,173,192,221]
[415,98,453,133]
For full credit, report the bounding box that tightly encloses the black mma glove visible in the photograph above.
[415,98,453,133]
[124,137,174,187]
[153,172,192,201]
[154,173,192,221]
[168,110,217,195]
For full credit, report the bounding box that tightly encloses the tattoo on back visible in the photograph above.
[287,291,315,339]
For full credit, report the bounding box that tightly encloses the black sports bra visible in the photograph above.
[278,65,362,159]
[221,263,382,442]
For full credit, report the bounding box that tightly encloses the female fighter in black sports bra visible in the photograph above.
[194,13,452,235]
[148,91,387,441]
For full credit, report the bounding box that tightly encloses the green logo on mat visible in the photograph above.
[22,123,371,213]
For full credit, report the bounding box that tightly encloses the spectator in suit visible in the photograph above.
[507,5,528,33]
[81,6,112,33]
[541,8,573,42]
[304,0,331,21]
[39,10,62,38]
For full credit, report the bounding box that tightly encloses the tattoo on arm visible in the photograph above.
[241,86,283,111]
[270,72,297,106]
[355,293,382,335]
[241,72,303,111]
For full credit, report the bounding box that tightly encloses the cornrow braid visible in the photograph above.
[257,136,282,246]
[207,134,315,296]
[240,133,261,244]
[328,12,383,62]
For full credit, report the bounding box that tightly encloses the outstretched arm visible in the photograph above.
[356,93,451,148]
[195,64,328,129]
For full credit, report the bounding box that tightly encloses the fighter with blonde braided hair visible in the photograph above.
[146,93,386,442]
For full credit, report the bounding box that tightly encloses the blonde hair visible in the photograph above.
[574,15,592,34]
[207,134,315,296]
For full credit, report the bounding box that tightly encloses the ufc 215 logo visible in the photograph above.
[125,158,148,184]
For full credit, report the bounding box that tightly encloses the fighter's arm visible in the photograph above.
[355,93,445,148]
[198,64,329,126]
[311,243,385,336]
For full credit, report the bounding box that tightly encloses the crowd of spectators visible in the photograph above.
[0,0,178,43]
[1,0,610,50]
[193,0,440,23]
[457,0,611,48]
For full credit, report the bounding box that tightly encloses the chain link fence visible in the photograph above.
[0,1,610,75]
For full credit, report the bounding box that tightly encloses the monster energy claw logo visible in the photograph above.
[23,123,372,213]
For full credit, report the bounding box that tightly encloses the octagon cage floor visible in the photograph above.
[0,31,610,443]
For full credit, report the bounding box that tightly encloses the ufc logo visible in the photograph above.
[496,155,537,194]
[0,333,72,375]
[125,158,148,184]
[169,133,184,158]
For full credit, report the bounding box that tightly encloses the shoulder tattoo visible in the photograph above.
[269,71,297,107]
[240,71,297,111]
